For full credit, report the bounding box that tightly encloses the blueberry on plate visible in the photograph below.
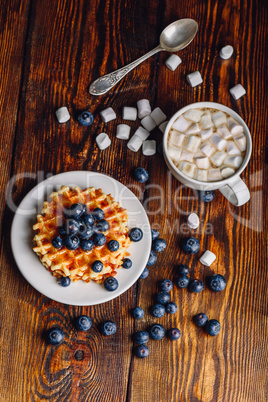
[92,233,106,247]
[167,328,181,341]
[108,240,119,252]
[65,219,80,235]
[52,236,63,249]
[104,277,118,291]
[152,238,166,253]
[207,274,226,292]
[64,203,84,219]
[151,229,159,241]
[96,219,109,232]
[140,268,149,279]
[92,260,103,273]
[78,111,94,126]
[133,167,149,183]
[81,213,95,226]
[193,313,208,327]
[80,239,94,252]
[133,330,150,345]
[93,207,105,221]
[199,190,215,203]
[46,327,64,345]
[58,276,71,287]
[74,315,92,331]
[101,321,117,336]
[159,279,173,292]
[122,258,132,269]
[177,264,190,275]
[147,250,157,266]
[79,224,94,240]
[133,344,149,358]
[131,307,144,319]
[205,319,221,336]
[64,234,80,250]
[151,304,166,318]
[176,274,190,289]
[181,237,200,254]
[165,302,177,314]
[149,324,165,340]
[188,279,204,293]
[80,204,88,215]
[156,291,171,305]
[129,228,143,242]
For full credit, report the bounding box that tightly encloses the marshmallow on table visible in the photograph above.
[212,111,227,127]
[116,124,131,140]
[165,54,182,71]
[200,141,216,157]
[208,168,223,181]
[224,155,243,168]
[200,112,214,129]
[127,135,143,152]
[184,109,204,123]
[137,99,151,119]
[179,161,196,178]
[96,133,111,150]
[168,144,182,162]
[210,151,227,167]
[186,71,203,87]
[169,130,185,147]
[141,115,157,131]
[100,107,116,123]
[150,107,167,126]
[234,134,247,151]
[142,140,156,156]
[229,84,246,100]
[195,169,208,181]
[217,125,232,139]
[172,115,192,132]
[134,126,150,141]
[227,117,244,135]
[221,166,235,178]
[199,251,216,266]
[185,123,200,135]
[185,135,202,153]
[210,134,227,151]
[194,155,210,169]
[227,141,241,155]
[179,150,194,162]
[122,106,137,121]
[219,45,234,60]
[187,213,200,229]
[55,107,70,123]
[199,128,213,140]
[159,121,168,134]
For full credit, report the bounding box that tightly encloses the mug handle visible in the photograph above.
[219,176,250,206]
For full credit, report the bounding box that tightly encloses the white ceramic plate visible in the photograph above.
[11,171,151,306]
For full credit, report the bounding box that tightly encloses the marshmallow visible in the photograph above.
[210,151,227,167]
[194,156,210,169]
[208,168,222,181]
[224,155,243,168]
[55,107,70,123]
[179,161,196,178]
[186,71,203,87]
[165,54,182,71]
[141,115,157,131]
[169,130,185,147]
[230,84,246,100]
[150,107,167,126]
[100,107,116,123]
[127,135,143,152]
[179,150,194,162]
[219,45,234,60]
[122,106,137,121]
[142,140,156,156]
[227,117,244,135]
[212,111,227,127]
[168,144,182,162]
[217,125,232,139]
[210,134,227,151]
[227,141,241,155]
[116,124,131,140]
[159,121,168,134]
[137,99,151,119]
[221,166,235,178]
[134,126,150,141]
[200,112,214,129]
[199,251,216,266]
[234,134,247,151]
[185,135,202,153]
[200,141,216,157]
[187,213,200,229]
[185,123,201,135]
[96,133,111,150]
[184,109,204,123]
[172,115,191,132]
[195,169,208,181]
[199,128,213,140]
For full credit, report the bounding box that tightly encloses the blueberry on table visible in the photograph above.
[152,238,166,253]
[52,236,63,249]
[64,234,80,250]
[193,313,208,327]
[108,240,119,252]
[79,225,94,240]
[177,264,190,275]
[101,321,117,336]
[167,328,181,341]
[93,207,105,221]
[205,319,221,336]
[199,190,215,202]
[176,274,190,289]
[156,291,171,305]
[129,228,143,242]
[188,279,204,293]
[65,219,80,235]
[96,219,110,232]
[78,111,94,126]
[151,304,166,318]
[104,276,118,291]
[207,274,226,292]
[122,258,132,269]
[81,213,95,226]
[165,302,177,314]
[151,229,159,241]
[134,344,149,358]
[92,260,103,273]
[58,276,71,287]
[140,268,149,279]
[46,327,64,345]
[181,237,200,254]
[80,239,94,251]
[133,331,149,345]
[147,250,157,266]
[159,279,173,292]
[132,307,144,319]
[74,315,92,331]
[149,324,166,340]
[64,203,84,219]
[133,167,149,183]
[92,233,106,246]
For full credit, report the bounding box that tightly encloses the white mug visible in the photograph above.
[163,102,252,206]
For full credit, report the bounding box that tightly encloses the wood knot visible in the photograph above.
[74,350,84,361]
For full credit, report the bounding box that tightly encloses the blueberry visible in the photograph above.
[92,260,103,273]
[92,233,106,246]
[151,229,159,241]
[95,219,109,232]
[193,313,208,327]
[176,274,190,288]
[188,279,204,293]
[149,324,166,340]
[165,302,177,314]
[147,250,157,266]
[152,238,166,253]
[81,213,95,226]
[199,190,215,202]
[156,291,171,305]
[64,203,84,219]
[129,228,143,242]
[104,276,118,291]
[108,240,119,252]
[122,258,132,269]
[133,344,149,358]
[52,236,63,249]
[58,276,71,287]
[151,304,166,318]
[46,327,64,345]
[80,239,94,251]
[93,207,105,221]
[64,234,80,250]
[140,268,149,279]
[159,279,173,292]
[65,219,80,235]
[167,328,181,341]
[207,274,226,292]
[80,204,88,215]
[133,167,149,183]
[132,307,144,319]
[101,321,117,336]
[178,264,190,275]
[181,237,200,254]
[78,111,94,126]
[133,330,149,345]
[79,224,94,239]
[58,225,67,236]
[205,319,221,336]
[74,315,92,331]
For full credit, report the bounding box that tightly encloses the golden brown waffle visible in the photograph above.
[33,186,131,283]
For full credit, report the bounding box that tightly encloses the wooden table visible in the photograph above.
[0,0,267,400]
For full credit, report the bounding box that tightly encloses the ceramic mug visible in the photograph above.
[163,102,252,206]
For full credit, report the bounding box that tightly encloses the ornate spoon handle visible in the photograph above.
[89,45,163,96]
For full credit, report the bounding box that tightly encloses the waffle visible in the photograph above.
[33,186,131,283]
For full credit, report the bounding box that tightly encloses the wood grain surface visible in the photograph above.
[0,0,267,401]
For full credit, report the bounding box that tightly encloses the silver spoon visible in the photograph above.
[89,18,198,96]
